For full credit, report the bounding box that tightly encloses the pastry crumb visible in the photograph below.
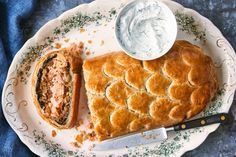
[78,41,84,49]
[79,28,86,33]
[88,40,92,44]
[93,30,96,33]
[70,142,81,148]
[55,42,61,49]
[51,130,57,137]
[64,38,70,43]
[87,122,94,129]
[75,131,87,145]
[86,51,91,55]
[69,42,84,55]
[75,134,84,144]
[87,131,96,141]
[78,119,84,125]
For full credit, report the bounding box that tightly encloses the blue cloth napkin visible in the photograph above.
[0,0,37,156]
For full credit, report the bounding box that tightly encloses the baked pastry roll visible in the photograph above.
[83,40,218,140]
[32,46,82,129]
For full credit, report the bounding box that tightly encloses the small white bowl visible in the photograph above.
[115,0,177,60]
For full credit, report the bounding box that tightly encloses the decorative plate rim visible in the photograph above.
[165,0,236,156]
[2,0,236,157]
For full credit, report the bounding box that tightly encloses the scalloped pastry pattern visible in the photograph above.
[83,40,218,140]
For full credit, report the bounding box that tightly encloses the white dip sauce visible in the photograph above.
[116,0,176,59]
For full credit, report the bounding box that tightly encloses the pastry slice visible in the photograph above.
[32,46,82,129]
[83,40,218,140]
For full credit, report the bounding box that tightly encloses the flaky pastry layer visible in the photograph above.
[83,40,218,140]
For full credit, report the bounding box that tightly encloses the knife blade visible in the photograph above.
[93,127,171,151]
[93,113,231,151]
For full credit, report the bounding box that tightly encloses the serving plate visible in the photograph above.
[2,0,236,156]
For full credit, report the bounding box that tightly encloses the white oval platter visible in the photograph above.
[2,0,236,157]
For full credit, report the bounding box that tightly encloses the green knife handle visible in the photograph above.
[173,113,231,131]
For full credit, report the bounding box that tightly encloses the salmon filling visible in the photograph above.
[36,54,72,125]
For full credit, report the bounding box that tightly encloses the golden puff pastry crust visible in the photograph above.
[32,45,82,129]
[83,40,218,140]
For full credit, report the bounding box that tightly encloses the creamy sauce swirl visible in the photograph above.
[116,0,176,60]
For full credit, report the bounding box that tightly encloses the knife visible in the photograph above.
[93,113,232,151]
